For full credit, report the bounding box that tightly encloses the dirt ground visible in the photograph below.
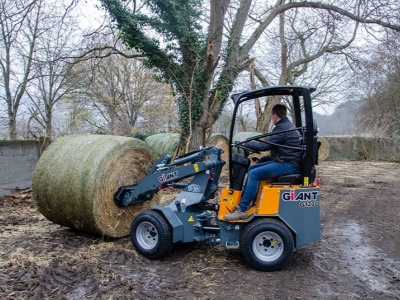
[1,161,400,300]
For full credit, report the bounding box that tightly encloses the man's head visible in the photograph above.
[271,104,287,124]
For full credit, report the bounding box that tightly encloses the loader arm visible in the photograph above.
[114,146,225,208]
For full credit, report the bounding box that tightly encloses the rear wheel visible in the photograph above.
[130,210,173,259]
[241,218,294,271]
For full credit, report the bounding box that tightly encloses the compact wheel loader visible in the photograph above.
[114,86,321,271]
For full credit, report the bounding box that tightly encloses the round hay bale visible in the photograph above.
[145,133,180,158]
[208,133,228,146]
[232,131,261,142]
[32,134,160,237]
[233,132,270,163]
[318,136,330,161]
[207,133,229,175]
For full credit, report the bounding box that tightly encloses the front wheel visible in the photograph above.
[241,218,294,271]
[130,210,173,259]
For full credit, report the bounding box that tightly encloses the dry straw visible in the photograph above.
[232,131,261,143]
[145,132,229,159]
[318,136,330,161]
[32,134,160,237]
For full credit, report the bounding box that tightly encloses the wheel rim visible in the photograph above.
[252,231,284,262]
[136,221,158,250]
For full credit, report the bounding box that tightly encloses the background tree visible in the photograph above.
[0,0,80,139]
[244,5,363,132]
[25,0,81,139]
[138,84,178,133]
[314,100,361,136]
[100,0,400,152]
[74,42,178,135]
[356,30,400,137]
[0,0,42,139]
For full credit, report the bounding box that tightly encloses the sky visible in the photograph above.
[75,0,105,31]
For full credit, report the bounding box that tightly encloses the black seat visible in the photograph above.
[273,173,303,184]
[272,151,306,185]
[272,165,316,185]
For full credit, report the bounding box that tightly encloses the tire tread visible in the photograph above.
[240,218,294,271]
[130,209,173,259]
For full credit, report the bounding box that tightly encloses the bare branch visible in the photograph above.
[240,1,400,62]
[63,46,145,63]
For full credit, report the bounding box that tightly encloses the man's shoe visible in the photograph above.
[223,207,247,221]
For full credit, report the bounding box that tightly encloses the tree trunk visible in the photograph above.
[45,108,52,139]
[173,0,231,154]
[8,114,17,140]
[188,123,207,151]
[256,10,287,133]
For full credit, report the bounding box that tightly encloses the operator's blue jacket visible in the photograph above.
[245,116,303,168]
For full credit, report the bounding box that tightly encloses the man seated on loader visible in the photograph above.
[224,104,304,221]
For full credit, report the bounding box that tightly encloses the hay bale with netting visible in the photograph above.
[233,131,261,143]
[233,132,270,161]
[32,134,160,238]
[318,137,329,161]
[145,133,180,158]
[208,133,228,150]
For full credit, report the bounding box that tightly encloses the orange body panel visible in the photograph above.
[217,187,242,220]
[218,182,302,221]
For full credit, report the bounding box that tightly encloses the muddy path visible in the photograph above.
[0,161,399,299]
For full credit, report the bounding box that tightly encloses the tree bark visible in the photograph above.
[101,0,400,153]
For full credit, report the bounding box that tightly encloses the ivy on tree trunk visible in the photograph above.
[100,0,400,152]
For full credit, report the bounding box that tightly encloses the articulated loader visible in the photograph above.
[114,86,321,271]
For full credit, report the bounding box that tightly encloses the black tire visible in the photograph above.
[130,210,173,259]
[240,218,294,271]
